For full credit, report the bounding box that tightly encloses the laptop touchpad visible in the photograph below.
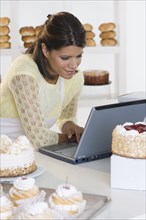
[55,142,77,157]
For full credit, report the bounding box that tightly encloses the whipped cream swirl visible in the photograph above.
[0,135,33,154]
[24,202,48,215]
[0,194,14,208]
[56,184,78,198]
[13,177,35,190]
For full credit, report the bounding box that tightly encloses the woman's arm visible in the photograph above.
[57,91,84,142]
[9,74,59,150]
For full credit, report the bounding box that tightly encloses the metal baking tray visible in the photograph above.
[1,183,111,219]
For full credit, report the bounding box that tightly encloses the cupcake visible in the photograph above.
[0,194,15,220]
[9,176,45,206]
[48,183,86,219]
[11,201,63,220]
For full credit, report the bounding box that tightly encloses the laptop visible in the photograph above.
[39,99,146,164]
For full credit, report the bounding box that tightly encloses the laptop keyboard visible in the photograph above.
[55,145,77,157]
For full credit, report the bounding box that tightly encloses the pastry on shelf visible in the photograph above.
[98,22,116,32]
[0,35,10,42]
[83,69,110,85]
[83,23,96,47]
[19,26,36,48]
[100,38,117,46]
[85,38,96,47]
[0,26,10,35]
[86,31,95,39]
[35,25,44,36]
[99,30,116,39]
[98,22,118,46]
[0,17,11,49]
[0,42,11,49]
[0,17,10,26]
[83,23,93,31]
[19,26,35,37]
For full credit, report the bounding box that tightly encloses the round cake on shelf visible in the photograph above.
[112,122,146,159]
[0,135,37,177]
[83,70,109,85]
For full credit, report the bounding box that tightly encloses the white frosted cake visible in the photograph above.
[111,122,146,190]
[112,122,146,159]
[0,135,37,177]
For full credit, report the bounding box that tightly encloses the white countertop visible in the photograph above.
[35,151,146,220]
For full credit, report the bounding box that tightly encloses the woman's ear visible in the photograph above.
[41,43,48,58]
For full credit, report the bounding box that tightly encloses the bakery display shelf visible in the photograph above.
[84,46,120,54]
[80,81,112,99]
[1,46,120,56]
[84,81,112,87]
[1,183,111,220]
[0,48,12,56]
[0,47,24,56]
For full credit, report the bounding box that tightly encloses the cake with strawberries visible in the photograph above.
[0,135,37,177]
[48,183,86,219]
[112,122,146,159]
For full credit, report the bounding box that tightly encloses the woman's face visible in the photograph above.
[46,45,84,79]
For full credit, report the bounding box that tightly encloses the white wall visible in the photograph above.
[126,0,145,93]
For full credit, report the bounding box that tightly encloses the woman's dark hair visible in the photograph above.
[26,11,86,80]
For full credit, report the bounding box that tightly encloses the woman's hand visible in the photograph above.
[61,121,84,143]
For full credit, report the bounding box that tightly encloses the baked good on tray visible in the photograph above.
[0,193,15,220]
[83,70,109,85]
[0,185,14,219]
[48,183,86,219]
[0,135,37,177]
[112,122,146,159]
[0,194,14,219]
[9,177,43,207]
[11,201,63,220]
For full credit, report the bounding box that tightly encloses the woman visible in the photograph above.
[1,12,86,150]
